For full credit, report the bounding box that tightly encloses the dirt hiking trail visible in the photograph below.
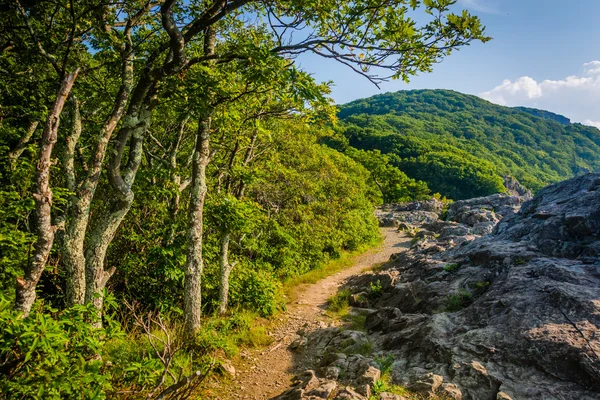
[202,227,410,399]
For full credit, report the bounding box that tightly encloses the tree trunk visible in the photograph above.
[217,129,258,314]
[62,97,87,305]
[164,114,190,246]
[218,231,235,315]
[84,196,129,320]
[7,120,39,169]
[184,114,211,333]
[84,107,151,326]
[63,197,90,306]
[62,31,134,306]
[15,69,79,315]
[183,26,215,334]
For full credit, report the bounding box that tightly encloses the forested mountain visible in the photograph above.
[335,90,600,199]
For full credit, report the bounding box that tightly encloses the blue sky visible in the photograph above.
[296,0,600,126]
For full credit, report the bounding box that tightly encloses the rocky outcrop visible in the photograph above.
[351,174,600,399]
[503,175,533,198]
[274,329,380,400]
[375,200,444,227]
[445,193,526,227]
[376,192,530,248]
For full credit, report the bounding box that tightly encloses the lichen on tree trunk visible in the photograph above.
[84,108,150,326]
[218,231,235,315]
[15,69,79,315]
[183,25,216,334]
[184,114,212,333]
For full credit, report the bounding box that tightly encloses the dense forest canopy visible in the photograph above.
[0,0,490,397]
[334,89,600,199]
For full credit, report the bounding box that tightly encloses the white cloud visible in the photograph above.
[583,61,600,76]
[584,120,600,129]
[479,61,600,128]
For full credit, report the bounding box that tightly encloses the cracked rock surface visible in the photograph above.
[347,174,600,399]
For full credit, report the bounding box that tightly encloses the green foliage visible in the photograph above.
[354,340,374,356]
[471,281,491,297]
[374,354,395,376]
[368,280,384,299]
[231,268,282,317]
[344,147,431,203]
[0,0,491,394]
[343,313,367,332]
[338,89,600,198]
[443,263,461,272]
[328,289,352,315]
[370,356,411,400]
[0,297,117,399]
[371,377,411,399]
[191,311,273,358]
[208,195,262,235]
[444,289,473,312]
[108,121,380,317]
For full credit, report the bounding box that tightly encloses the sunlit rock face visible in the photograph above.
[355,174,600,399]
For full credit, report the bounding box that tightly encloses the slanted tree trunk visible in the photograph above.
[15,69,79,315]
[164,114,191,247]
[62,30,134,307]
[84,105,151,325]
[7,120,39,169]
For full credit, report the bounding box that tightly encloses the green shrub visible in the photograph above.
[191,311,273,358]
[374,354,395,375]
[342,313,367,331]
[234,269,282,317]
[0,297,120,399]
[368,280,384,298]
[371,372,410,399]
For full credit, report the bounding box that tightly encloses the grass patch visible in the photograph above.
[354,340,373,356]
[444,289,472,312]
[361,261,386,273]
[443,263,461,272]
[370,373,411,399]
[340,312,367,331]
[327,289,351,316]
[189,310,273,358]
[514,257,527,265]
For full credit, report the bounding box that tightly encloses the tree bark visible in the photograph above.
[15,69,79,315]
[164,114,190,246]
[62,36,134,307]
[218,231,235,315]
[84,106,151,325]
[218,129,258,314]
[7,120,39,169]
[183,26,216,334]
[62,97,86,305]
[184,114,212,333]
